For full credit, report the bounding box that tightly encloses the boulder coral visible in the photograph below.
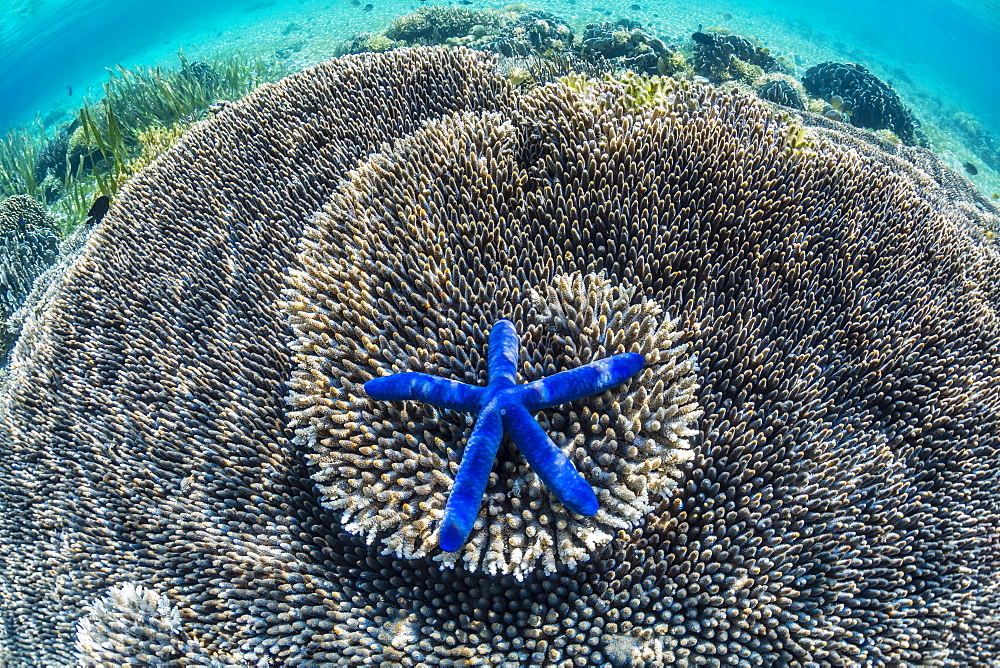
[691,31,783,83]
[0,47,999,667]
[802,61,922,146]
[755,73,805,110]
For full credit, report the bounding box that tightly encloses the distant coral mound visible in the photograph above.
[756,72,805,109]
[691,30,784,82]
[0,48,999,667]
[385,5,502,44]
[803,61,922,145]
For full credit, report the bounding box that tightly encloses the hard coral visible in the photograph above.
[0,192,55,234]
[0,49,998,667]
[755,73,805,110]
[0,195,59,365]
[289,267,698,579]
[362,318,644,553]
[0,47,514,666]
[385,6,502,44]
[579,19,670,74]
[802,61,922,145]
[691,30,783,83]
[486,10,574,57]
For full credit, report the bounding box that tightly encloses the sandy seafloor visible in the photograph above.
[1,0,999,199]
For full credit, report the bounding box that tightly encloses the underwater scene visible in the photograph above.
[1,0,999,665]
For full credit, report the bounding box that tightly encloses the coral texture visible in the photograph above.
[0,47,513,666]
[691,31,782,82]
[363,319,644,552]
[1,194,59,365]
[486,10,575,57]
[76,583,224,666]
[290,268,697,578]
[0,193,55,234]
[385,6,501,44]
[802,61,921,145]
[0,47,999,667]
[578,19,670,74]
[755,73,805,110]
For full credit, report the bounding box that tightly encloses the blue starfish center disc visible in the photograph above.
[364,318,645,552]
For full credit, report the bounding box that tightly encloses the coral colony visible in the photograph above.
[2,48,998,665]
[364,318,645,551]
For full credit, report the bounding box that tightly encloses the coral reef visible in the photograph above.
[1,218,94,397]
[385,6,502,44]
[755,72,805,110]
[0,48,998,667]
[347,7,677,80]
[342,32,406,54]
[290,270,698,578]
[0,47,514,666]
[31,125,71,191]
[0,193,54,234]
[952,111,1000,173]
[498,54,612,90]
[578,19,671,75]
[691,30,784,83]
[802,61,923,145]
[486,10,575,57]
[0,195,59,366]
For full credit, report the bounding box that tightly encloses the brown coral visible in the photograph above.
[1,194,60,365]
[0,48,998,667]
[287,266,700,579]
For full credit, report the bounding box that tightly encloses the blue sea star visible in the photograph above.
[364,318,645,552]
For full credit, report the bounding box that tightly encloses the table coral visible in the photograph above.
[0,47,999,667]
[293,269,699,579]
[364,318,645,553]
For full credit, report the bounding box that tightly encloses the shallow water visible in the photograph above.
[1,1,999,663]
[1,0,998,132]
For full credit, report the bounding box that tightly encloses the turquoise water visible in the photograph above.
[1,0,998,130]
[2,0,999,195]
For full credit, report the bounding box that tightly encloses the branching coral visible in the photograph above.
[1,194,59,365]
[288,266,699,578]
[802,61,922,145]
[0,49,998,667]
[0,47,514,666]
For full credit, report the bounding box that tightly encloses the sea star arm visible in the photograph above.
[487,319,520,387]
[501,401,599,517]
[519,352,645,412]
[364,373,483,412]
[365,322,643,552]
[439,400,505,551]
